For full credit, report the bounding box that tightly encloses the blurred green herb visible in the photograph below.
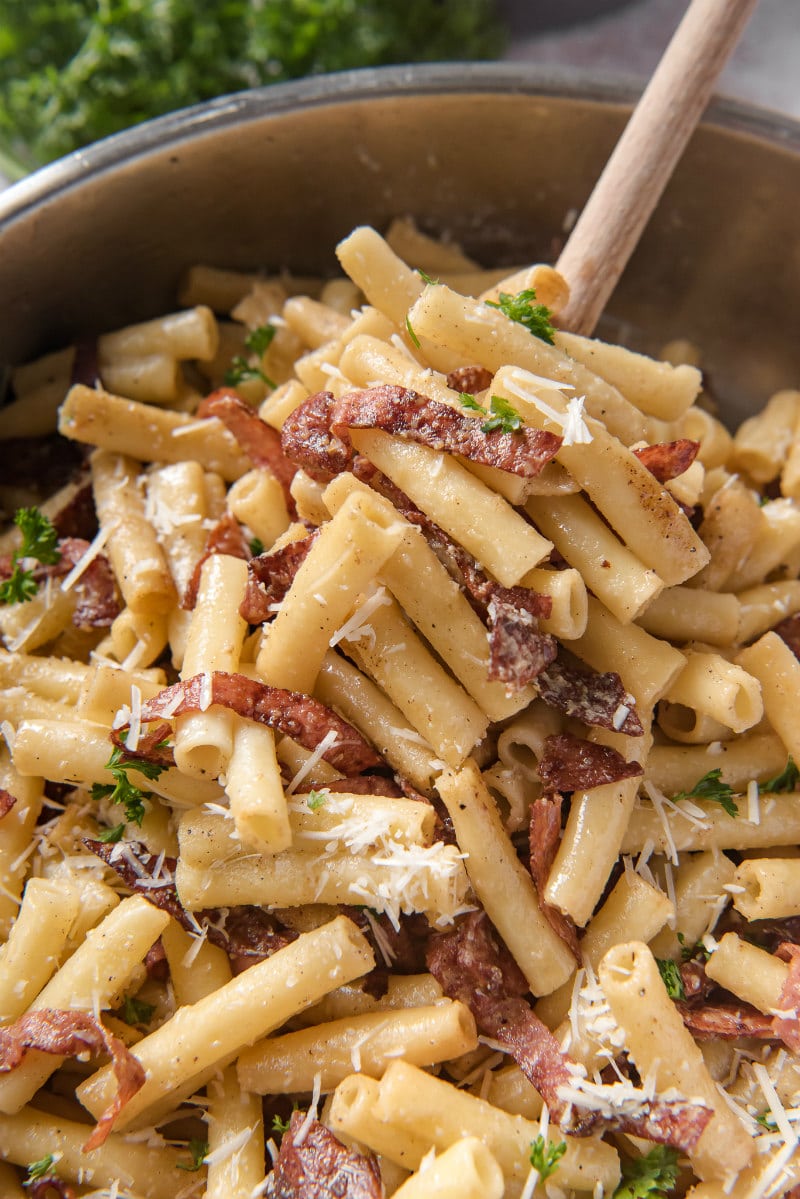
[672,768,737,817]
[0,1,504,174]
[760,756,800,794]
[177,1137,208,1172]
[0,507,61,605]
[655,958,686,1000]
[612,1147,680,1199]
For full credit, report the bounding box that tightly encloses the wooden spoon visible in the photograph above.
[555,0,759,336]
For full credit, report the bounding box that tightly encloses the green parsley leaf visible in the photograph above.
[417,269,439,286]
[405,314,421,349]
[0,507,61,605]
[25,1154,58,1184]
[306,789,328,811]
[760,756,800,794]
[529,1135,567,1182]
[756,1111,777,1130]
[677,931,710,962]
[249,536,265,558]
[177,1138,208,1172]
[90,746,165,827]
[481,395,522,435]
[672,768,737,817]
[612,1147,680,1199]
[97,822,126,844]
[656,958,686,1001]
[245,323,277,357]
[485,288,556,344]
[458,392,484,413]
[224,356,276,389]
[122,994,156,1026]
[272,1113,292,1135]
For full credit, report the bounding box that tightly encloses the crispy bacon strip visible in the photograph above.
[633,439,699,483]
[0,1008,145,1150]
[240,532,318,623]
[182,512,250,609]
[529,795,580,960]
[428,912,709,1148]
[27,1179,76,1199]
[265,1112,382,1198]
[538,733,643,792]
[85,840,297,972]
[676,1002,777,1041]
[129,671,384,775]
[446,365,494,394]
[487,597,558,687]
[331,384,562,478]
[198,388,297,505]
[281,390,352,482]
[773,942,800,1052]
[109,720,175,768]
[538,655,643,736]
[0,789,16,820]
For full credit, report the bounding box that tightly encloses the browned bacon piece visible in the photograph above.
[633,439,700,483]
[0,789,16,820]
[428,912,710,1148]
[130,671,384,775]
[281,390,352,482]
[331,384,562,478]
[182,512,250,609]
[537,655,643,736]
[265,1112,382,1198]
[109,720,175,768]
[537,733,643,792]
[487,597,558,687]
[446,365,494,394]
[529,795,580,961]
[27,1177,76,1199]
[198,388,297,505]
[85,840,297,973]
[240,532,318,623]
[58,537,121,629]
[773,942,800,1052]
[0,1008,145,1150]
[677,1002,777,1041]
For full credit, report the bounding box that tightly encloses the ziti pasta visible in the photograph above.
[0,216,799,1198]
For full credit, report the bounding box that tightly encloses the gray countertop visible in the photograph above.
[506,0,800,120]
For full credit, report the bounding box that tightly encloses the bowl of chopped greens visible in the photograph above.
[0,63,798,425]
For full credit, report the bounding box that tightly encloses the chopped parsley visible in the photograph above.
[306,790,328,811]
[272,1113,292,1135]
[529,1134,567,1182]
[90,746,166,828]
[122,994,156,1026]
[656,958,686,1001]
[756,1111,777,1130]
[177,1137,208,1172]
[677,932,710,962]
[405,314,421,349]
[0,506,61,605]
[459,390,522,434]
[458,392,484,413]
[417,269,439,285]
[485,287,555,344]
[249,536,265,557]
[96,822,126,844]
[672,768,737,818]
[612,1147,680,1199]
[225,323,277,388]
[760,756,800,794]
[25,1154,58,1184]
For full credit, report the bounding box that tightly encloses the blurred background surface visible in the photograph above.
[503,0,799,119]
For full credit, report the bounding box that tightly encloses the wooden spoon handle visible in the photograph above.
[555,0,759,336]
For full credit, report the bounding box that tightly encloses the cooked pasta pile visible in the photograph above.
[1,216,800,1199]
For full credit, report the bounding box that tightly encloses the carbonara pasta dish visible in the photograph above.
[1,216,800,1199]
